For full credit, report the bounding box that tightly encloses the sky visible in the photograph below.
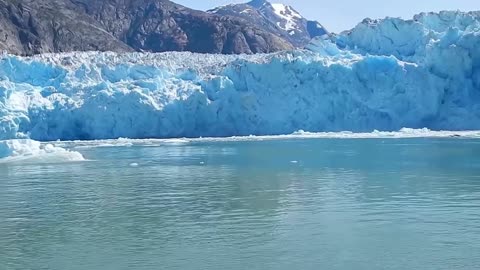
[174,0,480,33]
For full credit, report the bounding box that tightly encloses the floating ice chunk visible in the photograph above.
[48,128,480,150]
[0,139,85,163]
[165,139,190,144]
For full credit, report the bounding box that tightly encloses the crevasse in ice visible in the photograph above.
[0,11,479,141]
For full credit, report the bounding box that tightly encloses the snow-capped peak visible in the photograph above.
[208,0,328,47]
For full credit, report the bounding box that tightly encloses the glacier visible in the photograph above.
[0,11,479,142]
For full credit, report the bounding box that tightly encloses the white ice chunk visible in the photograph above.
[0,139,85,163]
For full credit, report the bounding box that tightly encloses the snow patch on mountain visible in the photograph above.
[270,3,302,31]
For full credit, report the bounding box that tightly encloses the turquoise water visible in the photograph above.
[1,138,480,270]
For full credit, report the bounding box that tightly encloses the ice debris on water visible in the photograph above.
[0,139,85,162]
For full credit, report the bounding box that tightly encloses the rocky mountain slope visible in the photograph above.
[208,0,328,47]
[0,0,295,55]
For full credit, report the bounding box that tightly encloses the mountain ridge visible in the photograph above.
[0,0,305,55]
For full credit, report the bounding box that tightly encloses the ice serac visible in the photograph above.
[0,11,479,141]
[334,11,480,61]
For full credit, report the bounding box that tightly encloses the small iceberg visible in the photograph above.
[0,139,85,163]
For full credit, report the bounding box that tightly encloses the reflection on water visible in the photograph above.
[1,138,480,270]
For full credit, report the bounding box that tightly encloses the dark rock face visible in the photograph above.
[208,0,328,47]
[0,0,132,55]
[0,0,293,55]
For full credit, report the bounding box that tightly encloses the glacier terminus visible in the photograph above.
[0,11,479,141]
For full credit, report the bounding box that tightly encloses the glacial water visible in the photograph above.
[1,137,480,270]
